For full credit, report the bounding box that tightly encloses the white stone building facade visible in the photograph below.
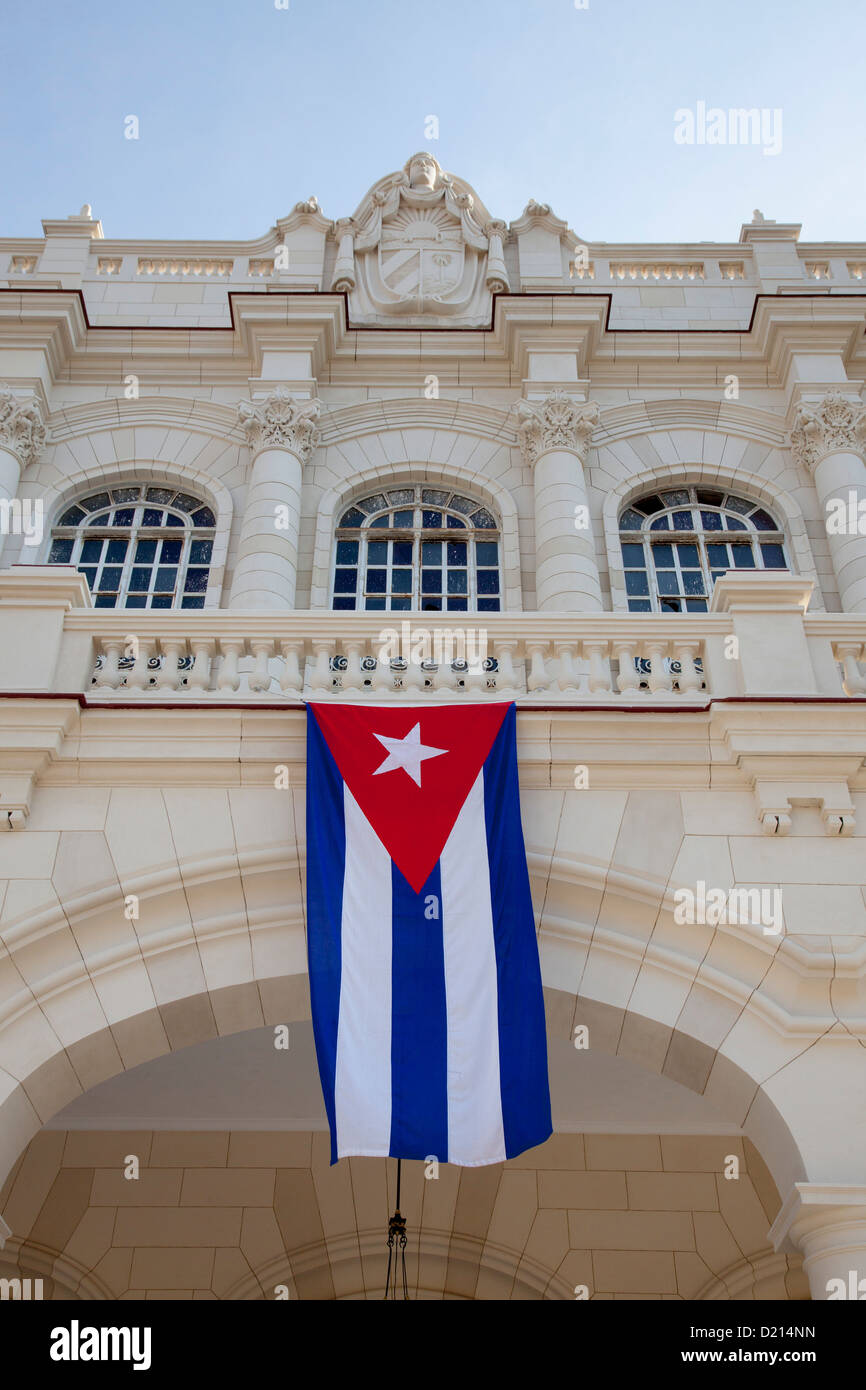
[0,154,864,1300]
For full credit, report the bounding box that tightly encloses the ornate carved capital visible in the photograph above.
[790,391,866,471]
[516,391,599,466]
[238,389,322,461]
[0,385,46,467]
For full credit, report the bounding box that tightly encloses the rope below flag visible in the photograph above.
[305,700,552,1167]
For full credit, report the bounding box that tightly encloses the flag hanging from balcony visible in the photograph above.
[305,700,551,1167]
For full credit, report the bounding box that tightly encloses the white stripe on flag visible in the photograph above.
[335,786,393,1156]
[440,771,506,1165]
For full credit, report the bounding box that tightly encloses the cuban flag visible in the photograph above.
[305,701,552,1168]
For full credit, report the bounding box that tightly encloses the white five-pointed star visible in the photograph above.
[372,723,447,787]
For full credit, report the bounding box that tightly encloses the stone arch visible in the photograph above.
[596,451,822,611]
[0,836,821,1203]
[305,442,525,611]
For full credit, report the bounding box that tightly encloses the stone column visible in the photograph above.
[229,388,321,610]
[517,391,602,611]
[769,1184,866,1301]
[791,391,866,611]
[0,385,45,563]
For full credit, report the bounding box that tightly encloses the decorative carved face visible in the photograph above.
[408,155,438,191]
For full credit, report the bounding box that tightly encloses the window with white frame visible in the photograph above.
[332,486,501,612]
[48,484,216,609]
[619,486,788,612]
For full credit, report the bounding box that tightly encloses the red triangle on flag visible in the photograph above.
[310,702,512,893]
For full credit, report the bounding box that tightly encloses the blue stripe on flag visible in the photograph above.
[483,704,552,1158]
[306,708,346,1164]
[389,861,449,1162]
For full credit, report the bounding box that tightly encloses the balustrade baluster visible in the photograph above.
[94,640,122,691]
[218,640,243,694]
[673,640,702,694]
[583,640,611,695]
[249,639,274,693]
[525,641,549,693]
[278,640,304,696]
[613,640,640,696]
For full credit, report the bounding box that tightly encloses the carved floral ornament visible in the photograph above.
[237,388,323,461]
[516,392,600,466]
[790,390,866,472]
[0,384,46,466]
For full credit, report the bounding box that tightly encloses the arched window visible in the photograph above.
[332,486,501,612]
[619,486,788,612]
[48,484,215,609]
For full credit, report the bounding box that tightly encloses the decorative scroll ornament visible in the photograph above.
[516,392,599,466]
[238,389,322,461]
[790,391,866,471]
[0,385,46,466]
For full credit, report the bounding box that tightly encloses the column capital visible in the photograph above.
[238,388,322,461]
[516,391,598,467]
[790,390,866,471]
[0,384,46,467]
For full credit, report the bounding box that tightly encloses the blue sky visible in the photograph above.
[2,0,864,244]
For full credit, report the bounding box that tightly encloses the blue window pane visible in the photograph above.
[94,593,117,608]
[652,544,674,568]
[81,493,111,512]
[475,541,498,566]
[659,597,682,612]
[392,541,413,565]
[392,569,412,593]
[471,509,497,529]
[477,570,499,595]
[657,570,680,596]
[135,539,157,563]
[682,571,705,594]
[146,488,173,504]
[421,598,442,611]
[160,539,183,564]
[446,514,466,528]
[370,514,389,528]
[184,569,208,593]
[752,509,777,531]
[447,541,467,565]
[649,515,670,531]
[365,597,386,611]
[627,598,652,612]
[142,508,164,526]
[677,544,699,567]
[447,570,467,594]
[333,596,356,610]
[181,595,206,609]
[685,599,708,612]
[619,509,643,530]
[340,509,364,528]
[672,510,694,530]
[49,539,74,563]
[391,596,411,611]
[80,538,103,563]
[447,596,468,611]
[336,540,358,565]
[621,543,644,568]
[78,567,97,589]
[112,509,135,526]
[732,547,756,568]
[421,570,442,593]
[59,506,86,526]
[154,567,178,592]
[334,569,357,594]
[151,595,173,609]
[707,544,730,567]
[129,568,151,592]
[393,510,414,527]
[367,541,387,565]
[174,493,201,513]
[701,511,723,530]
[760,543,786,568]
[423,510,442,528]
[725,516,747,531]
[166,513,184,527]
[106,539,128,564]
[99,567,123,591]
[625,571,650,596]
[125,595,147,609]
[192,507,215,527]
[422,541,442,563]
[190,539,213,564]
[478,597,500,611]
[366,568,387,593]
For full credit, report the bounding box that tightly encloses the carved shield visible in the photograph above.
[377,207,464,304]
